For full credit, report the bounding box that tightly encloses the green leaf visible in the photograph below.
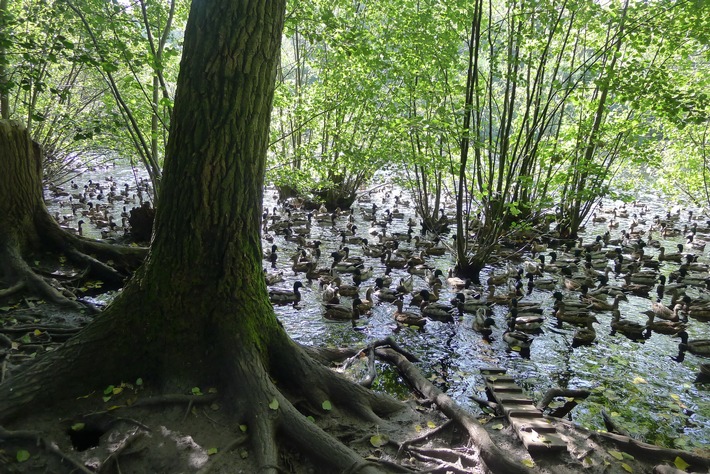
[307,416,315,423]
[191,387,202,396]
[71,422,85,431]
[521,459,535,467]
[621,462,633,472]
[269,398,279,410]
[369,434,389,447]
[239,424,248,432]
[104,385,115,395]
[136,378,143,386]
[491,423,504,430]
[102,395,112,402]
[321,400,332,411]
[674,456,690,471]
[207,447,218,455]
[16,450,30,462]
[609,450,624,460]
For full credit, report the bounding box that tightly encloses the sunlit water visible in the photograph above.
[44,165,709,452]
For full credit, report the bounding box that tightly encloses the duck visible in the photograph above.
[503,318,534,351]
[396,275,414,294]
[263,269,284,286]
[643,298,682,322]
[324,298,363,323]
[676,331,710,357]
[610,310,647,339]
[321,282,340,304]
[356,288,375,314]
[420,301,456,323]
[658,245,683,263]
[425,269,445,287]
[269,281,304,304]
[554,302,594,326]
[352,266,374,285]
[446,269,469,290]
[392,299,427,327]
[374,277,400,302]
[383,248,408,269]
[334,277,360,297]
[572,316,599,347]
[452,292,490,313]
[411,286,440,307]
[645,313,686,335]
[587,293,628,312]
[509,307,545,332]
[472,307,496,336]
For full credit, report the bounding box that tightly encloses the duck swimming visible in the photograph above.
[472,307,496,336]
[676,331,710,357]
[269,281,304,305]
[392,299,427,328]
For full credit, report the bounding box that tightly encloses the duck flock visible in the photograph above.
[262,188,708,367]
[44,167,709,445]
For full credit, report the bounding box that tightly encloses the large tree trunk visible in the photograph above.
[0,121,144,307]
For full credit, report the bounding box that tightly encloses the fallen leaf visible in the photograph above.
[674,456,690,471]
[370,434,389,447]
[322,400,332,411]
[269,398,279,410]
[207,447,218,455]
[521,459,535,467]
[491,423,504,430]
[609,450,624,460]
[632,377,647,385]
[16,450,30,462]
[621,462,633,472]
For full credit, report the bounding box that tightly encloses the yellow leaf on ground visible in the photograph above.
[674,456,690,471]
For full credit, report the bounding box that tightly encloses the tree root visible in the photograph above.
[376,347,531,474]
[195,435,248,474]
[130,393,219,408]
[98,429,146,473]
[537,388,590,417]
[39,212,147,275]
[0,425,93,474]
[0,280,25,299]
[396,419,455,457]
[2,242,85,310]
[62,245,128,284]
[552,416,710,471]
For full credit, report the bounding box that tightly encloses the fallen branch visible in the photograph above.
[601,409,631,437]
[536,388,590,411]
[552,416,710,471]
[376,347,530,474]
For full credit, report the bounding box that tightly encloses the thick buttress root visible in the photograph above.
[0,215,147,311]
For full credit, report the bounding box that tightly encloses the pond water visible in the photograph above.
[44,164,709,452]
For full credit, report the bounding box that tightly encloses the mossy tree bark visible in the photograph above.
[0,120,144,307]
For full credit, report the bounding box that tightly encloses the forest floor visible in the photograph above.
[1,304,708,474]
